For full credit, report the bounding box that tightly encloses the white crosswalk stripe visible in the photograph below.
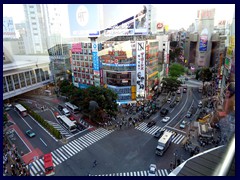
[47,121,72,137]
[29,127,114,176]
[135,122,185,144]
[91,169,169,176]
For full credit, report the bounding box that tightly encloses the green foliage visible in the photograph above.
[3,113,8,125]
[169,63,185,78]
[161,77,182,93]
[20,103,62,139]
[197,67,212,85]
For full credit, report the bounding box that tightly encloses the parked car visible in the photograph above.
[167,98,171,103]
[148,164,157,176]
[26,130,36,138]
[180,120,187,129]
[186,111,192,118]
[160,108,169,117]
[170,102,176,108]
[162,116,170,123]
[198,101,203,108]
[54,112,61,119]
[58,104,64,111]
[171,92,175,96]
[147,121,156,128]
[154,129,165,138]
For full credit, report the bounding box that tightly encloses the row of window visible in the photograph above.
[73,67,93,74]
[74,78,94,85]
[73,73,94,80]
[3,68,50,93]
[107,87,132,94]
[72,61,93,67]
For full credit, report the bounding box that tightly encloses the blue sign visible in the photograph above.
[92,52,99,71]
[68,4,100,37]
[199,35,208,51]
[78,83,89,89]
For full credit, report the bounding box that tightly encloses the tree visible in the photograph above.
[169,63,185,78]
[197,67,212,87]
[161,77,182,93]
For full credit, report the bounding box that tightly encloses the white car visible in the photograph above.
[177,89,181,94]
[167,98,171,103]
[162,116,170,123]
[148,164,157,176]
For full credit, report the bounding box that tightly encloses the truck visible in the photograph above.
[155,131,173,156]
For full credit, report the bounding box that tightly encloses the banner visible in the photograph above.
[136,41,146,98]
[199,35,208,51]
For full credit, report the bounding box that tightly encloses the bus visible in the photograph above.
[58,115,77,133]
[14,104,28,117]
[44,153,55,176]
[65,102,79,114]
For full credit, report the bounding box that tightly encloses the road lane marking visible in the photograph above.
[165,125,186,134]
[28,114,58,142]
[13,130,32,153]
[39,138,47,146]
[14,110,32,129]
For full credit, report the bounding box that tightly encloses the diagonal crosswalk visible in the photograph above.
[28,128,114,176]
[91,169,170,176]
[135,122,185,144]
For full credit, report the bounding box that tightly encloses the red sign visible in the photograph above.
[157,23,163,29]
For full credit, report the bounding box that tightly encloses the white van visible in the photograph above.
[198,101,203,108]
[62,108,70,117]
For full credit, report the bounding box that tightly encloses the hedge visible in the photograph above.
[20,102,62,139]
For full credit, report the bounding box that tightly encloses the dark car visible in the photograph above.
[160,108,169,117]
[76,123,86,131]
[147,121,156,128]
[58,104,64,111]
[154,129,165,138]
[183,88,187,93]
[170,102,177,108]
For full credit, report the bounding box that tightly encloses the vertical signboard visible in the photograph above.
[136,41,146,98]
[199,35,208,51]
[68,4,100,37]
[3,17,16,39]
[92,42,100,86]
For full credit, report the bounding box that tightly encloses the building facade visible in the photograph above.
[3,55,52,100]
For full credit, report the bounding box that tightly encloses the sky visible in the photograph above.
[3,4,235,31]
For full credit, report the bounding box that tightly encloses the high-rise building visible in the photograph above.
[24,4,48,54]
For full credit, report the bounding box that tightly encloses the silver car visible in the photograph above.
[148,164,157,176]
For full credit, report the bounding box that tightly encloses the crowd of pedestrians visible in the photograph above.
[3,133,29,176]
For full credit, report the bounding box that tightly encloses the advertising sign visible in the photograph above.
[199,35,208,51]
[102,4,149,36]
[68,4,100,37]
[3,17,16,39]
[136,41,146,98]
[101,63,136,67]
[72,43,82,53]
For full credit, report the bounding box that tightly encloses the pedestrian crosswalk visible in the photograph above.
[28,128,114,176]
[135,122,185,144]
[91,169,170,176]
[47,120,73,138]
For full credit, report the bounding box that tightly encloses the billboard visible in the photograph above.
[68,4,101,37]
[3,17,16,39]
[102,4,149,36]
[199,35,208,51]
[136,41,146,98]
[72,43,82,53]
